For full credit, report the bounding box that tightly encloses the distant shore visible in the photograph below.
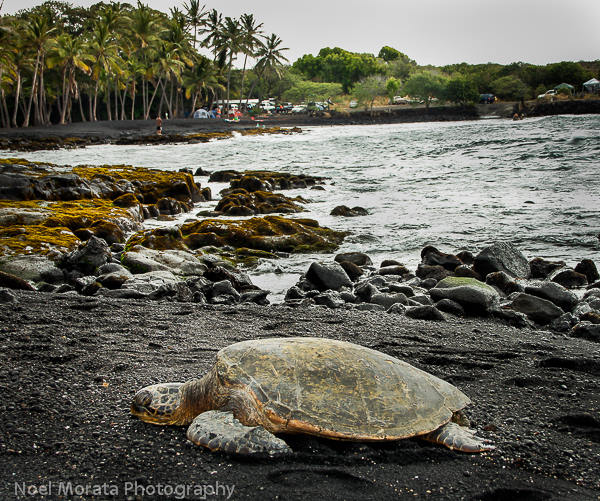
[0,99,599,151]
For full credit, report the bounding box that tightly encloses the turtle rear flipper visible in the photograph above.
[187,410,292,456]
[421,422,494,453]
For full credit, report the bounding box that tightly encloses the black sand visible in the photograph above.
[1,291,599,500]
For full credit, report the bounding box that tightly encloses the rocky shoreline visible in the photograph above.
[1,152,599,499]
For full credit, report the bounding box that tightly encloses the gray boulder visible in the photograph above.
[524,282,578,312]
[435,298,465,317]
[334,252,372,267]
[62,235,111,275]
[314,291,345,309]
[510,293,564,325]
[430,277,500,315]
[550,269,588,289]
[549,312,578,333]
[211,280,241,301]
[370,292,408,309]
[473,241,530,279]
[0,288,17,304]
[570,322,600,342]
[306,262,352,291]
[121,270,181,294]
[122,246,207,276]
[386,303,407,315]
[405,305,446,321]
[0,256,65,284]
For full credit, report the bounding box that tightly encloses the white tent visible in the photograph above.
[583,78,600,93]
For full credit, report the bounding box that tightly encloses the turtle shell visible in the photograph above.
[214,337,470,440]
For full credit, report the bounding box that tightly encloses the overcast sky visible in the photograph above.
[2,0,599,67]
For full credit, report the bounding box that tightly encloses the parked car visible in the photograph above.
[291,105,307,113]
[349,100,358,108]
[537,89,557,99]
[479,93,495,104]
[393,96,409,104]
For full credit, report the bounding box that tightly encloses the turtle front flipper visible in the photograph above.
[421,422,495,453]
[187,411,292,456]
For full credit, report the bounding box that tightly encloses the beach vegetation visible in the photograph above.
[490,75,531,101]
[443,74,479,105]
[0,2,290,127]
[402,71,447,109]
[353,75,388,113]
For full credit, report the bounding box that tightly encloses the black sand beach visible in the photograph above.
[1,102,600,501]
[1,291,599,500]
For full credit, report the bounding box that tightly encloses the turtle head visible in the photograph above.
[131,383,185,425]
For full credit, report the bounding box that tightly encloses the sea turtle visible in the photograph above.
[131,337,493,455]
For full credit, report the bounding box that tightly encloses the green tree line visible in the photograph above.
[291,46,599,108]
[0,0,289,127]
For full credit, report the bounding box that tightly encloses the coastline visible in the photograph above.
[0,105,599,500]
[0,99,598,151]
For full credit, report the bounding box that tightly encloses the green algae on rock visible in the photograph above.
[215,189,305,216]
[0,199,144,257]
[0,158,204,205]
[209,169,326,191]
[126,216,347,255]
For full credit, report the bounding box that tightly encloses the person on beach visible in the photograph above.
[156,115,162,135]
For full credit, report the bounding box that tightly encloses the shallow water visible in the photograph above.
[3,114,599,300]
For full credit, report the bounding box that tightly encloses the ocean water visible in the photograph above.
[3,114,599,299]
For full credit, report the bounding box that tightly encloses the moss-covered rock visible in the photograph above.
[0,199,143,257]
[215,189,305,215]
[126,216,347,254]
[0,159,204,205]
[209,169,326,190]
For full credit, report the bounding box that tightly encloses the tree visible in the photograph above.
[402,72,445,109]
[385,77,401,100]
[183,55,224,111]
[22,13,56,126]
[238,13,263,107]
[378,46,402,62]
[183,0,205,49]
[293,47,384,93]
[46,33,90,124]
[353,75,387,113]
[490,75,530,101]
[444,74,478,105]
[282,73,342,103]
[253,33,289,99]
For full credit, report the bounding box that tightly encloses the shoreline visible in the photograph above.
[1,100,598,149]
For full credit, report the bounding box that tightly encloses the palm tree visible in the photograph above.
[152,41,185,118]
[22,14,56,126]
[88,20,122,120]
[182,55,224,112]
[199,9,223,57]
[47,33,91,124]
[0,15,16,127]
[238,13,263,108]
[182,0,205,50]
[164,11,194,117]
[210,16,242,112]
[252,33,289,101]
[127,2,163,118]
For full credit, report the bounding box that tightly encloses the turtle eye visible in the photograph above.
[133,390,153,410]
